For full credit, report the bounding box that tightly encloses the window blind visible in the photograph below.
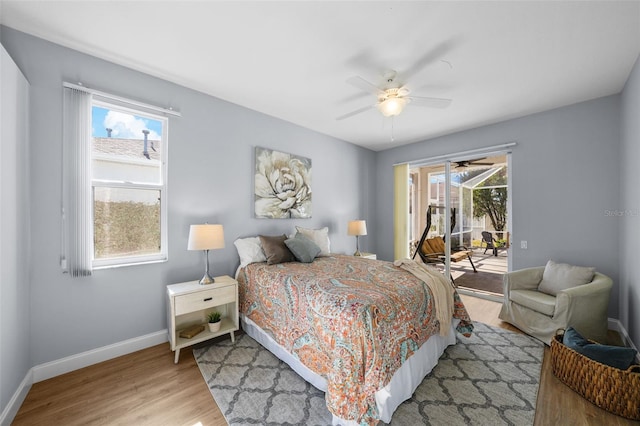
[62,87,93,277]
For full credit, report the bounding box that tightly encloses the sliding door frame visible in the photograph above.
[400,142,516,293]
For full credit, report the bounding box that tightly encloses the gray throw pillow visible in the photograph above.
[538,260,595,296]
[258,234,295,265]
[285,234,321,263]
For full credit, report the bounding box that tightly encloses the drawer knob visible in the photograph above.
[203,297,213,302]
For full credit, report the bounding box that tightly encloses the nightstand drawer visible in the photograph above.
[175,285,236,315]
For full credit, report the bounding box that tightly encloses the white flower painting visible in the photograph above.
[255,147,312,219]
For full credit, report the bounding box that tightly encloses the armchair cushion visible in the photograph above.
[538,260,595,296]
[510,289,556,316]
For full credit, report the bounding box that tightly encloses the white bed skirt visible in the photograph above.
[240,314,459,425]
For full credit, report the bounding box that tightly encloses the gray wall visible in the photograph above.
[620,54,640,346]
[0,26,376,367]
[0,46,31,416]
[375,95,622,318]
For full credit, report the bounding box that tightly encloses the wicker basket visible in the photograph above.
[550,331,640,420]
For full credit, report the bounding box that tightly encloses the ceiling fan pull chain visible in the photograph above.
[391,117,395,141]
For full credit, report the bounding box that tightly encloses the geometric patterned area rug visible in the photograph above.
[194,322,543,425]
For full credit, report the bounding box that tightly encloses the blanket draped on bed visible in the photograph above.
[238,254,473,425]
[393,258,456,335]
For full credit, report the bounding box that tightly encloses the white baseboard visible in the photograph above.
[32,329,168,383]
[0,370,32,426]
[608,318,639,362]
[1,329,168,425]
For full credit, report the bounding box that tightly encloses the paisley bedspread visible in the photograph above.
[238,254,473,425]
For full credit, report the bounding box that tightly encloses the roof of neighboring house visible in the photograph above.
[93,137,161,162]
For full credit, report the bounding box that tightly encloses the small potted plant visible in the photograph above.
[207,311,222,332]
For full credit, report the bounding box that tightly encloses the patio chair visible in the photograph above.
[418,236,477,272]
[411,204,477,278]
[482,231,498,256]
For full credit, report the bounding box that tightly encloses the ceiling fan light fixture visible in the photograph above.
[378,96,407,117]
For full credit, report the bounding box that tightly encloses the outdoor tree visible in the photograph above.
[472,168,508,238]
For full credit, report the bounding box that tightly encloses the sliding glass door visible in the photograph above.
[407,150,511,298]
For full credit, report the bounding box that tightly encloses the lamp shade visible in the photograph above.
[347,220,367,236]
[377,96,406,117]
[188,224,225,250]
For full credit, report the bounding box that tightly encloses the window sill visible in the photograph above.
[93,257,167,271]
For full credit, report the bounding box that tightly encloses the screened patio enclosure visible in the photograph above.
[409,156,508,255]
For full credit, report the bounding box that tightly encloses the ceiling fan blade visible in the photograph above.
[346,76,383,95]
[471,162,494,166]
[408,96,452,109]
[336,104,375,121]
[402,38,459,82]
[397,86,410,97]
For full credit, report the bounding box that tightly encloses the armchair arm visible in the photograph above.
[554,273,613,342]
[503,266,545,292]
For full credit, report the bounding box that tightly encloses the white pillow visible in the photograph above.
[295,226,330,256]
[538,260,595,296]
[234,237,267,267]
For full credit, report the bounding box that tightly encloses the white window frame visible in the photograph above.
[91,99,169,269]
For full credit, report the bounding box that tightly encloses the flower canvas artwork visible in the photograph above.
[255,147,312,218]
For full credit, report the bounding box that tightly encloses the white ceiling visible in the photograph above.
[1,1,639,151]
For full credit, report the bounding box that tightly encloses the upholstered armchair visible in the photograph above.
[498,261,613,345]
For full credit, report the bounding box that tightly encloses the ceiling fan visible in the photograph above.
[454,158,494,168]
[336,70,452,121]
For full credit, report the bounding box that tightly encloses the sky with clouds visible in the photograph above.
[92,106,162,140]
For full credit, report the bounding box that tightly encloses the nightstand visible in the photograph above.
[358,253,377,260]
[166,276,239,363]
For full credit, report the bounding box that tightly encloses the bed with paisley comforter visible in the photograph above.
[237,254,473,425]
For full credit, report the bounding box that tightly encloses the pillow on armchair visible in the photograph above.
[538,260,595,296]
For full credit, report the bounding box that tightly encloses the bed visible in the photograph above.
[236,249,473,425]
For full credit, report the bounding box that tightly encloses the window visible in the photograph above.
[91,101,168,268]
[63,84,177,276]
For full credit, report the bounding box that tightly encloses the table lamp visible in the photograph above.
[347,220,367,256]
[188,224,225,284]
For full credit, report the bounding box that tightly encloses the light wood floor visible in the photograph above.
[12,296,638,425]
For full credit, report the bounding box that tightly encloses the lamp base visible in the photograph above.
[199,274,215,285]
[353,250,362,256]
[199,249,215,285]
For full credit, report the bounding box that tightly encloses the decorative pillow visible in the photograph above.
[563,327,637,370]
[258,234,295,265]
[538,260,595,296]
[285,234,321,263]
[580,343,637,370]
[234,237,266,267]
[295,226,330,256]
[562,326,589,349]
